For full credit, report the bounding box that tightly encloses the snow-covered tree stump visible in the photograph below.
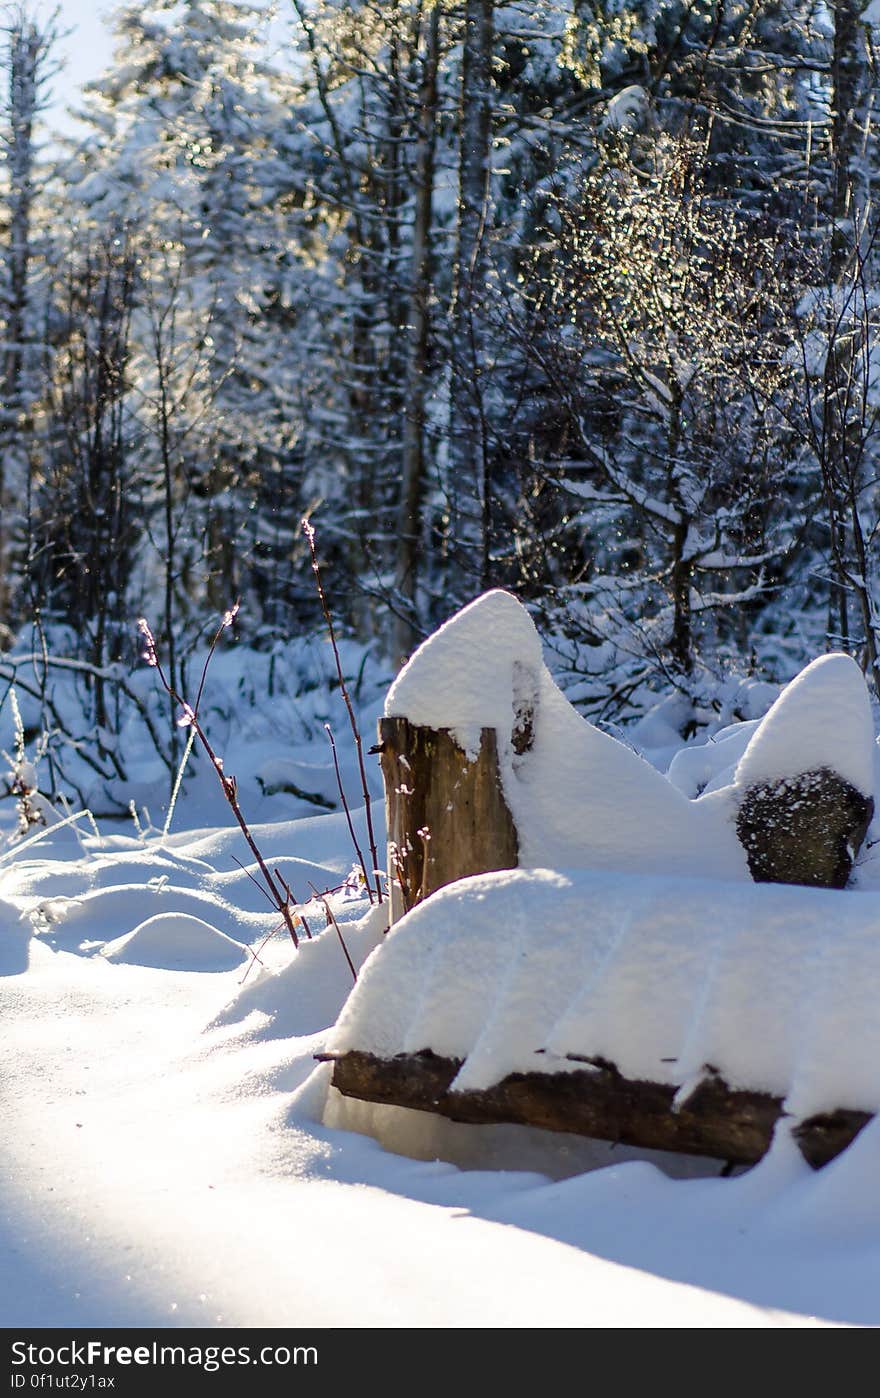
[378,716,519,923]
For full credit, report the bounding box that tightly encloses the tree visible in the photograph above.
[515,132,799,709]
[0,2,57,635]
[70,0,305,641]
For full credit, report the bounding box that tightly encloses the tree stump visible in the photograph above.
[378,716,519,923]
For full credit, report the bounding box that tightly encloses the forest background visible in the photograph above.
[2,0,880,810]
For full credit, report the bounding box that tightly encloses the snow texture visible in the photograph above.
[601,84,650,134]
[386,590,748,880]
[329,867,880,1120]
[6,608,880,1329]
[101,912,250,972]
[386,594,877,886]
[733,652,875,796]
[666,719,759,797]
[3,703,880,1328]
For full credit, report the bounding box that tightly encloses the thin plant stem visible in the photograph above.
[274,866,314,939]
[309,882,357,983]
[303,519,383,901]
[163,726,195,838]
[138,614,300,948]
[325,722,373,903]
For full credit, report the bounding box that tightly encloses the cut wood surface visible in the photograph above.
[378,715,518,922]
[325,1048,872,1170]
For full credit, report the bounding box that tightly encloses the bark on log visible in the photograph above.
[736,766,874,889]
[379,715,519,922]
[325,1048,872,1170]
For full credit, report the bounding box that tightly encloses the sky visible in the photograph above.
[37,0,287,137]
[43,0,114,133]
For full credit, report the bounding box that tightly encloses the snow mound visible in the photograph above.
[212,901,388,1039]
[386,590,748,880]
[101,912,250,972]
[328,868,880,1122]
[734,653,874,796]
[666,720,760,797]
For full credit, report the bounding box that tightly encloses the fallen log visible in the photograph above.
[322,1048,872,1170]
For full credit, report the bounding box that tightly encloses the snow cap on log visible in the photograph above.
[734,652,875,797]
[327,867,880,1125]
[733,654,875,888]
[384,588,749,882]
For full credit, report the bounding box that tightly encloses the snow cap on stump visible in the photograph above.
[385,589,542,741]
[382,588,750,882]
[734,653,875,889]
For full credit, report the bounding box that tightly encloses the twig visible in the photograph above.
[138,613,301,948]
[324,723,373,903]
[163,727,195,838]
[417,825,432,903]
[302,519,383,902]
[308,882,357,984]
[0,808,96,865]
[239,919,285,987]
[274,866,314,940]
[231,853,278,906]
[388,839,413,912]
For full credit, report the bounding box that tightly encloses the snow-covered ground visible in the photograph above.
[4,597,880,1329]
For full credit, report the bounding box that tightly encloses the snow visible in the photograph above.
[6,616,880,1329]
[666,718,759,797]
[101,913,250,971]
[386,590,748,881]
[600,86,650,136]
[328,867,880,1118]
[384,588,545,742]
[2,818,802,1330]
[733,652,875,795]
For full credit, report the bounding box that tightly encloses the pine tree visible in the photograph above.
[69,0,305,643]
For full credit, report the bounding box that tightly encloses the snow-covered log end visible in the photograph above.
[384,588,543,757]
[733,653,875,888]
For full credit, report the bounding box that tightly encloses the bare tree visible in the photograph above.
[0,3,57,633]
[394,3,441,663]
[446,0,495,599]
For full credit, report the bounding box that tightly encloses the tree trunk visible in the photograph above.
[394,7,440,664]
[0,18,41,630]
[829,0,864,281]
[447,0,494,600]
[821,3,871,669]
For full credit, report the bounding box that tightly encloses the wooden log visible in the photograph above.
[378,715,519,922]
[324,1048,873,1170]
[736,766,874,889]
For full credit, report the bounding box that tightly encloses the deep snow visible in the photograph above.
[4,598,880,1328]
